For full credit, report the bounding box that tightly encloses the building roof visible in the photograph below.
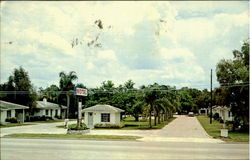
[82,104,124,113]
[212,105,231,110]
[0,100,29,111]
[36,101,67,109]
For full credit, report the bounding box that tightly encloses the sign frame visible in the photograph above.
[75,88,88,96]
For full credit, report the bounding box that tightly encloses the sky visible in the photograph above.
[0,1,249,90]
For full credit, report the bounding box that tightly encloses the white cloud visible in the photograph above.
[160,48,195,61]
[171,1,248,14]
[97,50,117,61]
[214,11,249,27]
[0,1,248,89]
[161,9,248,44]
[159,47,205,82]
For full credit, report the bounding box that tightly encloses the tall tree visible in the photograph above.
[39,85,60,103]
[100,80,115,91]
[59,71,78,118]
[0,67,37,111]
[143,84,161,128]
[124,79,135,90]
[216,40,249,131]
[178,88,195,113]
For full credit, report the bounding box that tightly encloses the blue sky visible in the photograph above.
[0,1,249,90]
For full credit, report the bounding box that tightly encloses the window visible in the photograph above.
[7,110,11,118]
[228,111,231,117]
[46,110,49,115]
[55,110,58,116]
[101,113,110,122]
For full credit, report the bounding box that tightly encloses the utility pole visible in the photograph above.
[210,69,213,124]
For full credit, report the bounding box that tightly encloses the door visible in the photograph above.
[88,112,93,126]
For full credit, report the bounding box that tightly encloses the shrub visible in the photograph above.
[5,118,11,122]
[54,115,61,119]
[226,121,234,131]
[68,123,88,130]
[124,124,139,127]
[10,117,18,123]
[218,117,224,123]
[213,113,219,120]
[29,116,52,121]
[94,123,124,129]
[40,115,52,121]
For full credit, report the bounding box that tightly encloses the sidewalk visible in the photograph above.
[0,121,75,137]
[0,116,223,143]
[86,115,223,143]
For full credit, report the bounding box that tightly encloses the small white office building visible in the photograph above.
[212,105,233,121]
[34,98,67,119]
[0,100,29,124]
[199,108,208,115]
[82,104,124,128]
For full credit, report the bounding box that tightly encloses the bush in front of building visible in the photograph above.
[29,116,53,121]
[54,115,62,119]
[213,113,220,120]
[225,120,234,131]
[5,117,18,123]
[218,117,224,123]
[94,123,125,129]
[68,123,88,130]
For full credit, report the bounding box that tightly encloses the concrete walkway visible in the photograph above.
[140,115,222,143]
[0,121,75,137]
[0,116,222,143]
[155,115,209,137]
[86,115,222,143]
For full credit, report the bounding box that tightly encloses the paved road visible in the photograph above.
[1,138,249,160]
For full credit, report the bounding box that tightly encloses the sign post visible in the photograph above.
[75,88,88,128]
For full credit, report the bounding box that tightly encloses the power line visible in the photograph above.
[0,83,248,95]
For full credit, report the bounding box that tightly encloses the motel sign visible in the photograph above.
[75,88,88,96]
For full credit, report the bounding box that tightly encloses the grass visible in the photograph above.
[0,123,33,128]
[96,117,176,130]
[196,115,249,142]
[29,119,75,124]
[57,124,86,129]
[4,133,142,140]
[56,117,176,130]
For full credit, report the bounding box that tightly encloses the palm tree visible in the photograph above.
[154,97,170,124]
[143,89,158,128]
[124,79,135,90]
[59,71,78,118]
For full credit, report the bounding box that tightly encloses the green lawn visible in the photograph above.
[57,117,176,130]
[196,115,249,142]
[57,123,81,129]
[4,133,142,140]
[0,123,33,128]
[29,119,75,124]
[97,117,176,130]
